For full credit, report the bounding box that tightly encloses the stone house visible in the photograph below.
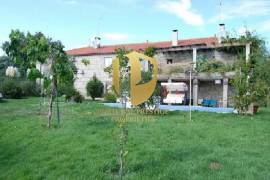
[67,27,250,107]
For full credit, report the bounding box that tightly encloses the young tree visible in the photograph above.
[2,29,76,127]
[47,40,76,127]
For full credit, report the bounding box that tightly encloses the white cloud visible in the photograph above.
[156,0,204,26]
[102,33,129,41]
[210,0,270,23]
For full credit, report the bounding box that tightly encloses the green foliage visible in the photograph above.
[196,56,234,73]
[104,65,113,74]
[115,48,131,68]
[2,30,50,78]
[73,91,84,103]
[58,83,83,103]
[49,40,76,86]
[86,75,104,100]
[104,92,117,103]
[0,78,40,98]
[231,34,270,114]
[20,80,40,97]
[167,66,184,75]
[27,68,42,81]
[231,71,252,114]
[0,78,23,99]
[0,56,13,76]
[144,46,156,57]
[58,83,76,99]
[250,81,269,106]
[81,58,90,66]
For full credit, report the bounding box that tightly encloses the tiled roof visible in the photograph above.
[66,37,218,56]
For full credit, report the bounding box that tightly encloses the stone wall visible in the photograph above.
[156,48,237,76]
[73,54,115,97]
[197,80,234,107]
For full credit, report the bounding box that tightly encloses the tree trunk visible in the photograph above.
[47,79,55,128]
[56,85,60,127]
[39,64,42,114]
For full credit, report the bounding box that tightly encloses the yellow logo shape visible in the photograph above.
[112,51,158,106]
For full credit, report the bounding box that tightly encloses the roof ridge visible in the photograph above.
[68,36,217,51]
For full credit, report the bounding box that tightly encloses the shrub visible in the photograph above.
[58,83,76,101]
[86,75,104,100]
[20,80,40,96]
[104,92,117,103]
[58,83,84,103]
[73,91,84,103]
[0,78,23,99]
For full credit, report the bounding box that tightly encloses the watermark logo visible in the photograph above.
[112,51,158,106]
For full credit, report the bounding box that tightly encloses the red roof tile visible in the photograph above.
[66,37,218,56]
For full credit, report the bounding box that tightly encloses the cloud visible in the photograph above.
[210,0,270,23]
[102,33,129,41]
[156,0,204,26]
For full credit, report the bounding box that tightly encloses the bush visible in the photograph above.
[73,91,84,103]
[104,92,117,102]
[86,75,104,100]
[0,78,23,99]
[58,83,84,103]
[58,83,76,101]
[20,80,40,96]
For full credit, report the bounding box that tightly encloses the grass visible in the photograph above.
[0,97,270,180]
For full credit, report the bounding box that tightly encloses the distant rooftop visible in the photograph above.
[66,37,218,56]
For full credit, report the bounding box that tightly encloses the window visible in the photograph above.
[104,57,113,67]
[167,59,173,64]
[140,59,149,71]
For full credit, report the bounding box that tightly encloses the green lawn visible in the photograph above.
[0,98,270,180]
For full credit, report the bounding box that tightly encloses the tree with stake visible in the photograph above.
[47,40,76,128]
[3,29,76,127]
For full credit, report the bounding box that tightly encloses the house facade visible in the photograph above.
[67,29,250,108]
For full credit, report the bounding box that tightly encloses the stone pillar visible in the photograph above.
[193,79,198,106]
[192,48,197,69]
[246,43,251,63]
[223,78,228,108]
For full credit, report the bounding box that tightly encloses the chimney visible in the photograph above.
[218,23,226,43]
[91,37,101,48]
[95,37,101,48]
[172,29,178,46]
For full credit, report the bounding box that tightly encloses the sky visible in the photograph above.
[0,0,270,55]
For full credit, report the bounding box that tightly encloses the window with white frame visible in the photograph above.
[104,57,113,67]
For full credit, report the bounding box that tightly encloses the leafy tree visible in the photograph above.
[86,75,104,100]
[47,40,76,127]
[0,56,13,77]
[142,46,161,109]
[2,29,76,127]
[231,34,270,114]
[2,30,28,76]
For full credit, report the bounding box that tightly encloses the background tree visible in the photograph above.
[0,56,13,77]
